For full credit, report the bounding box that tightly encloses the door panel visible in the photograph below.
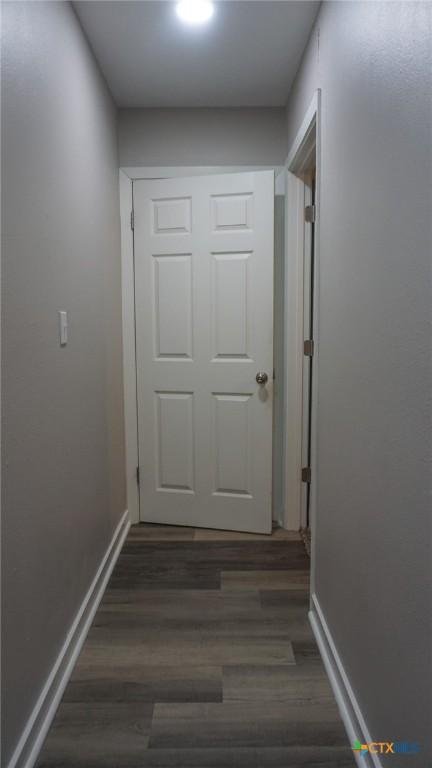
[134,171,274,533]
[212,252,250,359]
[153,254,193,359]
[155,391,195,493]
[152,197,192,234]
[213,393,252,497]
[211,193,253,231]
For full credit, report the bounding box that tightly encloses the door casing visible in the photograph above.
[119,114,321,540]
[284,90,321,593]
[120,123,321,541]
[119,165,283,527]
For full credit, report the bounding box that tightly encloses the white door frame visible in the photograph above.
[119,165,283,525]
[283,90,321,583]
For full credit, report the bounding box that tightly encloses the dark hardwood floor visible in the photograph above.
[37,524,355,767]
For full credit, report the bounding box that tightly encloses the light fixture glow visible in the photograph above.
[176,0,214,25]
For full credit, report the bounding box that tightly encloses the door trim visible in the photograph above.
[283,91,321,590]
[119,165,283,525]
[120,170,140,525]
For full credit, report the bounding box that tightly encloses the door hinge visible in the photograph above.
[130,209,135,231]
[302,466,312,484]
[303,339,314,357]
[136,465,140,484]
[305,204,316,223]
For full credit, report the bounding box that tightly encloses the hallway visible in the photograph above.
[37,525,354,767]
[3,3,431,766]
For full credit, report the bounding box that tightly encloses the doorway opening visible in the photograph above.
[120,166,286,535]
[301,169,316,550]
[284,90,320,573]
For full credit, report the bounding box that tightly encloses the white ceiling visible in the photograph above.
[74,1,319,108]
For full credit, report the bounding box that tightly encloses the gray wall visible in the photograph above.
[286,2,431,762]
[1,2,126,763]
[119,107,288,166]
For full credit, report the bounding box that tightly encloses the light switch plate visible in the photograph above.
[58,311,68,346]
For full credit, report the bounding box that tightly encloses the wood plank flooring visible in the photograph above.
[37,524,355,767]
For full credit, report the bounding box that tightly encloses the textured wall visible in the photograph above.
[118,107,288,166]
[286,2,432,762]
[1,3,125,762]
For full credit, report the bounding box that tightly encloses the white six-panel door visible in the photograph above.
[134,171,274,533]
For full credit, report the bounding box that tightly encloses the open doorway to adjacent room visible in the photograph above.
[284,92,320,565]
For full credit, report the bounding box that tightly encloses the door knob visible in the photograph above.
[256,372,268,385]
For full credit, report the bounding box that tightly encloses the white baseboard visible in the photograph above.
[309,593,381,768]
[7,509,131,768]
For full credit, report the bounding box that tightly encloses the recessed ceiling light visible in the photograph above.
[176,0,214,25]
